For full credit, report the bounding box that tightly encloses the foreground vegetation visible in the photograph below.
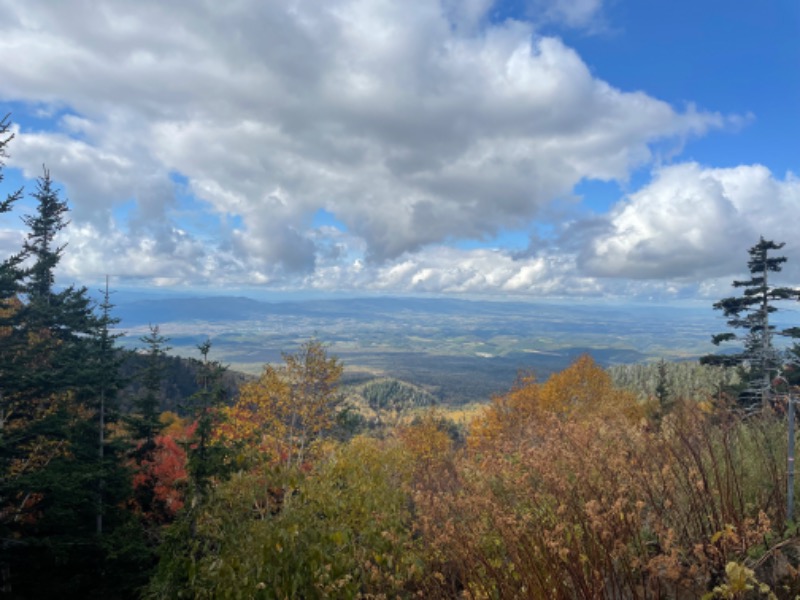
[141,356,799,599]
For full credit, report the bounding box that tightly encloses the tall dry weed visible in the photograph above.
[413,399,794,599]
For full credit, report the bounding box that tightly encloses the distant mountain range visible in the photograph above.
[111,294,724,404]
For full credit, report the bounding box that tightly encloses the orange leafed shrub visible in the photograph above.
[397,414,453,464]
[413,397,791,599]
[470,354,643,450]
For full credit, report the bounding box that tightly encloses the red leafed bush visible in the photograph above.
[130,435,188,526]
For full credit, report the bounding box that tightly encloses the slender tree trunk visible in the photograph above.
[788,394,795,525]
[762,256,771,410]
[96,275,111,535]
[97,386,104,535]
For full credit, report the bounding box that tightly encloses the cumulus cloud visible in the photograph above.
[303,244,602,296]
[579,163,800,281]
[302,240,733,301]
[9,123,174,231]
[0,228,24,263]
[0,0,744,295]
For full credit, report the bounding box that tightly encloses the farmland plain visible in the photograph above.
[113,295,724,404]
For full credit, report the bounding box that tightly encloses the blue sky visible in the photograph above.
[0,0,798,300]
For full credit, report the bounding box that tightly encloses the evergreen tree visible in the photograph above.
[0,121,31,595]
[0,116,23,284]
[149,341,231,595]
[701,237,800,408]
[185,340,229,496]
[126,324,172,526]
[128,325,171,452]
[4,170,99,408]
[0,169,97,594]
[0,115,25,442]
[0,115,23,216]
[654,359,672,416]
[0,165,147,597]
[22,169,68,302]
[84,278,126,535]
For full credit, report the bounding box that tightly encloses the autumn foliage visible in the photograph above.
[147,353,800,599]
[217,339,343,467]
[411,366,796,599]
[469,354,644,450]
[129,434,188,526]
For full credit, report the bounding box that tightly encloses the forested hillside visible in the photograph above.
[117,350,250,414]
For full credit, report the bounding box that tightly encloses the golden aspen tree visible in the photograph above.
[220,339,343,467]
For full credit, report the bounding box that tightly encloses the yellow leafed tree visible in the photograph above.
[470,355,643,449]
[219,339,343,466]
[537,354,640,418]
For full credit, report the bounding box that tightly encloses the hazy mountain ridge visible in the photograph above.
[114,295,711,327]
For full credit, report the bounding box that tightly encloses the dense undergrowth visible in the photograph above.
[149,356,800,599]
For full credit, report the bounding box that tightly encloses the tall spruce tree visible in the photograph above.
[185,340,229,497]
[149,341,231,596]
[0,115,25,441]
[0,115,22,217]
[0,165,147,597]
[701,237,800,408]
[0,168,97,594]
[0,115,23,281]
[654,359,672,417]
[128,324,171,455]
[0,114,24,600]
[126,324,171,527]
[85,278,126,535]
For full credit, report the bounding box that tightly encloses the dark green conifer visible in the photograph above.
[126,324,171,525]
[128,325,171,448]
[185,340,229,496]
[0,114,23,293]
[702,237,800,408]
[654,359,672,415]
[0,115,26,443]
[0,161,147,598]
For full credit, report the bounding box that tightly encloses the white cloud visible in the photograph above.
[0,228,24,262]
[8,124,173,230]
[580,163,800,281]
[57,221,251,287]
[303,244,605,297]
[0,0,741,295]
